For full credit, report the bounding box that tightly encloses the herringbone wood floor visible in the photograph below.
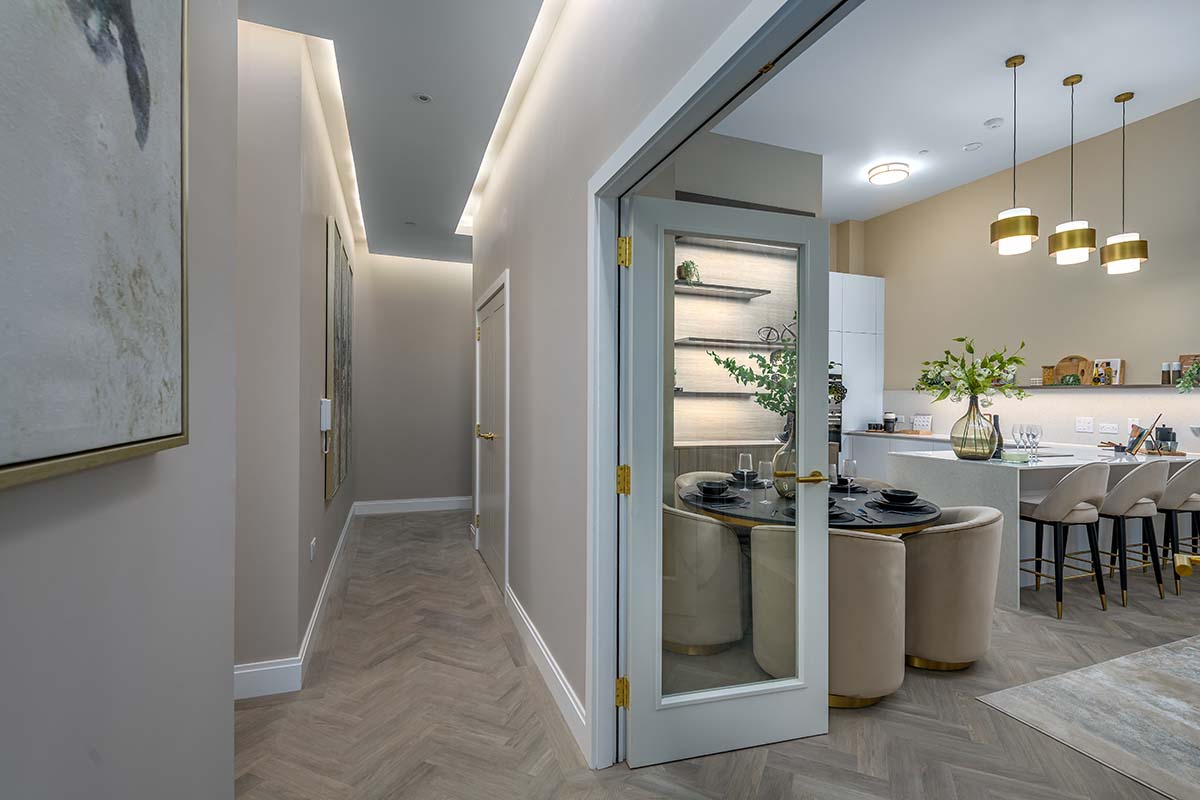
[235,511,1200,799]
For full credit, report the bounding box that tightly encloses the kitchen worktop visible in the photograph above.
[845,430,950,442]
[892,444,1199,470]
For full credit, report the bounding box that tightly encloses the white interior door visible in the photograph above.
[623,196,829,767]
[478,288,507,591]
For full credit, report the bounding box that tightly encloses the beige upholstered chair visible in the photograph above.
[747,525,905,707]
[1100,460,1169,605]
[902,507,1002,668]
[674,471,733,510]
[1019,463,1110,617]
[662,505,743,653]
[1156,460,1200,593]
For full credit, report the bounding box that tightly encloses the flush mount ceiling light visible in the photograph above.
[1048,74,1097,265]
[867,162,910,185]
[990,55,1039,256]
[963,141,983,152]
[1100,91,1149,275]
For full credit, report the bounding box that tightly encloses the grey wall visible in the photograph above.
[234,23,356,666]
[471,0,755,695]
[672,131,822,215]
[0,0,237,797]
[354,252,474,501]
[235,20,302,665]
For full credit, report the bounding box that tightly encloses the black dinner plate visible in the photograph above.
[683,492,749,508]
[866,499,937,514]
[727,478,771,489]
[828,509,854,523]
[829,483,869,494]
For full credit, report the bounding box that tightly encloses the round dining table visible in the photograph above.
[677,479,942,536]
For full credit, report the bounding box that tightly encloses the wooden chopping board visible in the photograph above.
[1054,355,1091,384]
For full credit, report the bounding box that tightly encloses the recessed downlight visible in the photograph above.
[867,162,910,186]
[963,141,983,152]
[413,92,433,103]
[984,116,1004,129]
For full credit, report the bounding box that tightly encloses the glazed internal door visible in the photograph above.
[477,287,507,591]
[623,196,830,767]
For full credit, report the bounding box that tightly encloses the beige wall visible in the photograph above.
[354,252,474,501]
[235,23,356,665]
[471,0,755,696]
[0,1,237,796]
[868,97,1200,390]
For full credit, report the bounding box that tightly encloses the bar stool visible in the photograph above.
[1099,460,1169,606]
[1019,463,1109,618]
[1157,460,1200,594]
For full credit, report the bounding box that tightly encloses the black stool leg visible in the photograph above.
[1144,517,1165,599]
[1086,522,1107,610]
[1108,518,1118,577]
[1053,522,1065,619]
[1193,510,1199,554]
[1034,522,1044,592]
[1117,517,1130,607]
[1166,511,1182,595]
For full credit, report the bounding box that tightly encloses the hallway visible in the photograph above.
[235,511,1193,799]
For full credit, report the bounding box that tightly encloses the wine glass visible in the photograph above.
[1028,424,1043,462]
[843,459,858,484]
[1011,423,1026,456]
[738,452,753,476]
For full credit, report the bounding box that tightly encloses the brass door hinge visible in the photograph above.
[617,236,632,267]
[615,676,630,708]
[476,326,481,341]
[616,464,631,495]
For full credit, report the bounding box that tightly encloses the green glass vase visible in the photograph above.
[950,395,997,460]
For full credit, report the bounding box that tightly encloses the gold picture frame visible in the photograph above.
[0,0,189,491]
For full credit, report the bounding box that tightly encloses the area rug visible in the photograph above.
[978,635,1200,799]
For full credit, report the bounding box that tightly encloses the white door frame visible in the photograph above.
[474,269,511,592]
[581,0,859,769]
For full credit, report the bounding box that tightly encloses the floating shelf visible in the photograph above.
[674,337,787,350]
[674,390,757,399]
[673,280,772,300]
[1018,384,1182,391]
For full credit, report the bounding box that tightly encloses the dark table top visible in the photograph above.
[677,479,942,536]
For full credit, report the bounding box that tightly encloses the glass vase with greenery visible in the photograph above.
[914,337,1028,459]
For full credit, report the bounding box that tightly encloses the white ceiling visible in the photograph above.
[239,0,544,262]
[716,0,1200,223]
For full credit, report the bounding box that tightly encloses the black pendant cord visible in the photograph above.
[1069,84,1075,220]
[1012,64,1018,208]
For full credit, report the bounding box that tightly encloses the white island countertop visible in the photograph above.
[893,444,1199,470]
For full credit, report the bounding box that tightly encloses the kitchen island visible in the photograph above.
[888,447,1200,610]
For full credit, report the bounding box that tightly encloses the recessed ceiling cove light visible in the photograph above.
[867,162,910,185]
[963,142,983,152]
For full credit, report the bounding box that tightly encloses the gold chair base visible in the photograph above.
[906,655,974,671]
[663,640,737,656]
[829,693,883,709]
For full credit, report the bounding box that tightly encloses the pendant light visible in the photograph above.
[990,55,1039,255]
[1100,92,1149,274]
[1048,75,1097,265]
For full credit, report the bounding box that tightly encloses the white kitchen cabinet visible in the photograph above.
[840,332,880,434]
[841,274,877,334]
[828,272,843,332]
[843,432,952,481]
[828,330,843,366]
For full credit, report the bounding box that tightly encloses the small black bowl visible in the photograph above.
[730,469,758,485]
[696,480,730,497]
[879,488,918,505]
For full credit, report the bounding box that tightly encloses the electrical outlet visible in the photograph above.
[1098,422,1119,435]
[309,537,317,562]
[1075,416,1094,433]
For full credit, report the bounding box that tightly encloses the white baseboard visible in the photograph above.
[234,505,355,700]
[506,587,589,761]
[353,495,472,515]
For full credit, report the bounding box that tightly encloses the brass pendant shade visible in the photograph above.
[1048,74,1097,265]
[1099,92,1149,274]
[992,55,1039,255]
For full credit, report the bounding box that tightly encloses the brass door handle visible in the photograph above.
[789,470,830,484]
[475,424,496,441]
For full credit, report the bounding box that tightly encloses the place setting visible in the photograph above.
[864,488,940,516]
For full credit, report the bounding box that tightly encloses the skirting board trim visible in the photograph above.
[354,495,472,515]
[233,505,355,700]
[506,587,589,760]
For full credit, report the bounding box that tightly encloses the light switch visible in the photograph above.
[1075,416,1094,433]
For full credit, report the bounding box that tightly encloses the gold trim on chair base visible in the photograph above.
[828,694,883,709]
[906,655,974,671]
[663,640,737,656]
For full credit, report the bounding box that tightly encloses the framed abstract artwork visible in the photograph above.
[0,0,188,490]
[325,217,353,500]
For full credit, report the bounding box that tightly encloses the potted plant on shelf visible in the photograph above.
[676,259,701,285]
[914,337,1027,460]
[1178,362,1199,393]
